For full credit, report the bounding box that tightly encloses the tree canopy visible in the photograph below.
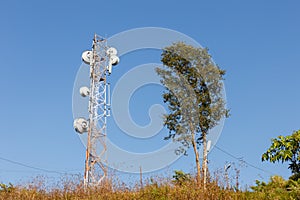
[156,42,229,186]
[262,130,300,176]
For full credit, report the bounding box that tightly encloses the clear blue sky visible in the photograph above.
[0,0,299,188]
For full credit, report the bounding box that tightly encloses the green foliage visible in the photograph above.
[262,130,300,174]
[251,175,300,199]
[290,173,300,181]
[172,170,191,186]
[156,42,229,152]
[0,183,15,193]
[156,42,229,186]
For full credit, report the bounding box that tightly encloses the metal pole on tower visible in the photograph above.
[74,34,120,188]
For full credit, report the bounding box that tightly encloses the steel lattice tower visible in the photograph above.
[83,34,108,187]
[74,33,118,188]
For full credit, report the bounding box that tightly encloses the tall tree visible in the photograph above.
[262,130,300,177]
[156,42,229,187]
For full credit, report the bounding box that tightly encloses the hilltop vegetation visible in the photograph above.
[1,172,299,200]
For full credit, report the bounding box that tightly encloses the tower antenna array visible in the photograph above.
[74,34,119,188]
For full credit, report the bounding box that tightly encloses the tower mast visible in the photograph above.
[74,34,119,188]
[84,34,108,187]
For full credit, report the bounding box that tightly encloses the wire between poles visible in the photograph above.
[0,155,73,175]
[214,145,274,175]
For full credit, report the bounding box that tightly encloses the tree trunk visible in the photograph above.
[191,133,201,186]
[202,132,208,189]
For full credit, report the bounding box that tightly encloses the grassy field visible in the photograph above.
[1,172,299,200]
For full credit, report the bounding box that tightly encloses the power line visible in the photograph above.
[0,155,71,175]
[214,145,274,175]
[0,145,274,177]
[0,169,54,173]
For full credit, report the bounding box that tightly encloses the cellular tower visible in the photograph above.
[73,34,119,188]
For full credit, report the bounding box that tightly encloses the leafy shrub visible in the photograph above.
[172,170,191,186]
[251,175,300,200]
[0,183,15,193]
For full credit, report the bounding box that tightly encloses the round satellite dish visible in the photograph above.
[80,86,90,97]
[82,51,92,64]
[110,55,120,66]
[106,47,117,56]
[73,118,89,134]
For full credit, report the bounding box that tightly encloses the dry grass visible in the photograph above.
[0,173,294,200]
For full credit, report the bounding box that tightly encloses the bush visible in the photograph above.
[172,170,191,186]
[251,175,300,200]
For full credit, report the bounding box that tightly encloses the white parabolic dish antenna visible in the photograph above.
[82,51,92,65]
[106,47,117,56]
[80,86,90,97]
[74,117,89,134]
[109,55,120,66]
